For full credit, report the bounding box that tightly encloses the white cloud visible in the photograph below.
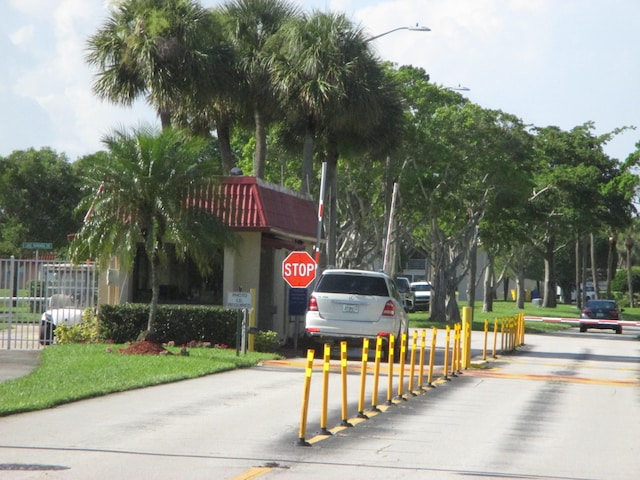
[9,25,35,47]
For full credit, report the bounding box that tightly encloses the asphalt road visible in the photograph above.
[0,326,639,479]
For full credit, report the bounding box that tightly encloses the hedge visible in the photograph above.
[98,303,237,346]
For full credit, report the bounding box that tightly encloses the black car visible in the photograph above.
[580,300,623,334]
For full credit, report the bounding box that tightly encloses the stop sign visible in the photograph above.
[282,251,317,288]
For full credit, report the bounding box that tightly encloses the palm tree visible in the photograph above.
[268,11,354,193]
[268,11,402,264]
[220,0,301,178]
[69,125,236,336]
[170,8,240,174]
[86,0,221,129]
[321,35,403,266]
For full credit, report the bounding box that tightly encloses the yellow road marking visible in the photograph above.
[226,466,273,480]
[466,369,639,387]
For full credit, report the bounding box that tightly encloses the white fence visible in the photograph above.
[0,257,98,350]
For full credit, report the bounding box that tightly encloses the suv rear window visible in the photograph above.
[316,274,389,296]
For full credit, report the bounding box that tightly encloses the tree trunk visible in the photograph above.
[626,236,634,307]
[590,233,598,299]
[467,237,477,310]
[300,123,315,194]
[430,221,447,322]
[216,118,234,174]
[482,254,494,312]
[606,233,616,299]
[446,283,461,324]
[516,268,525,309]
[541,236,557,308]
[581,239,588,304]
[503,276,509,301]
[254,108,266,179]
[159,107,171,130]
[575,237,581,309]
[148,252,161,334]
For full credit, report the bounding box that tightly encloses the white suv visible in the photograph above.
[410,281,432,311]
[305,269,409,344]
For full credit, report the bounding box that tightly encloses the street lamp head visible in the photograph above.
[407,24,431,32]
[448,84,470,92]
[366,24,431,42]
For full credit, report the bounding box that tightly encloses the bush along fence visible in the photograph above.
[296,310,526,447]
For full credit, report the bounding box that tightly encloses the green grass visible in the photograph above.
[409,300,640,333]
[0,344,280,416]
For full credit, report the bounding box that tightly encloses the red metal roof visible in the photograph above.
[192,176,317,242]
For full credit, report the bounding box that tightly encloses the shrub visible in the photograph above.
[253,330,280,353]
[98,303,237,346]
[611,267,640,293]
[55,309,100,344]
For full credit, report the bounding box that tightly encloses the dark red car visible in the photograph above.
[580,300,623,334]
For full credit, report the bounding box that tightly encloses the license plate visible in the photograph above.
[343,304,359,313]
[596,312,604,318]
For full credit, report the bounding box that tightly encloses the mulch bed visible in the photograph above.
[118,341,172,355]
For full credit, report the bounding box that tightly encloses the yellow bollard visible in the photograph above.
[408,330,418,394]
[451,324,458,377]
[296,349,315,446]
[427,327,437,387]
[397,333,407,399]
[418,329,427,390]
[453,323,460,376]
[319,344,332,435]
[510,317,515,351]
[461,306,472,369]
[370,336,383,412]
[444,325,451,380]
[483,319,489,361]
[386,334,395,405]
[340,341,352,427]
[492,318,498,358]
[357,338,369,418]
[500,318,505,354]
[457,323,463,373]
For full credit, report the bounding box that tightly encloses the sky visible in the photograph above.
[1,0,639,162]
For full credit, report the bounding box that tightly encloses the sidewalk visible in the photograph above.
[0,350,40,383]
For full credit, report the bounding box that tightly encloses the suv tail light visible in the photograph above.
[382,300,395,316]
[308,295,318,311]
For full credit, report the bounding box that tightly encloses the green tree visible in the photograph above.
[268,10,366,193]
[528,123,638,308]
[220,0,301,178]
[69,126,236,335]
[0,148,82,257]
[397,65,533,321]
[86,0,222,129]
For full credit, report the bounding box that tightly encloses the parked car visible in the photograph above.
[39,307,85,345]
[305,269,409,349]
[580,300,623,334]
[395,276,415,312]
[410,281,432,311]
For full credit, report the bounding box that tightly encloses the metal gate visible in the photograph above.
[0,257,98,350]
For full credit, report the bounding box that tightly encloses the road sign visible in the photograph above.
[226,291,252,309]
[288,288,308,316]
[22,242,53,250]
[282,251,317,288]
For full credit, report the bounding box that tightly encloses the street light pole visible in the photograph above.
[366,24,431,42]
